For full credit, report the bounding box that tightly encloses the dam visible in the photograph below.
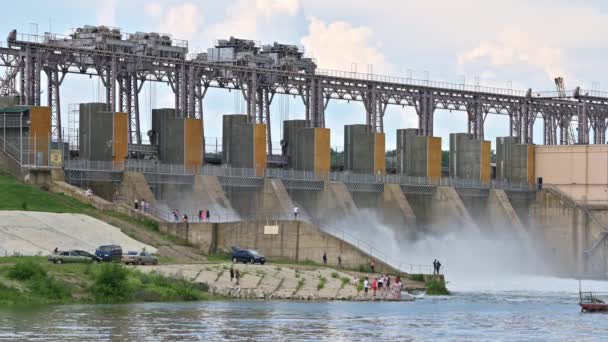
[1,25,607,279]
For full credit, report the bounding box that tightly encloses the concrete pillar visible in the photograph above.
[397,131,441,182]
[317,181,359,223]
[222,114,266,175]
[487,189,529,240]
[79,104,127,165]
[118,171,157,206]
[396,128,419,175]
[260,178,297,219]
[344,124,385,175]
[449,133,491,183]
[152,108,203,171]
[496,136,535,185]
[284,120,330,178]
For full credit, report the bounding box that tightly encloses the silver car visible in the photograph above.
[122,251,158,265]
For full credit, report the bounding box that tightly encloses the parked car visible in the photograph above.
[48,250,101,264]
[95,245,123,262]
[231,248,266,264]
[122,251,158,265]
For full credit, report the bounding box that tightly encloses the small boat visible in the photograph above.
[579,280,608,313]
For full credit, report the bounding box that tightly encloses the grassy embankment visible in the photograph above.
[407,274,449,295]
[0,257,211,306]
[0,171,191,249]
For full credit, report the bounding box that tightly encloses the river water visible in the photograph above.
[1,275,607,341]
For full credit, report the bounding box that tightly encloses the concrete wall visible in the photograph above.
[535,145,608,203]
[283,119,307,167]
[531,189,608,276]
[401,134,442,181]
[429,186,478,233]
[381,183,417,230]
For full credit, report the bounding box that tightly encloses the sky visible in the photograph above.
[4,0,608,150]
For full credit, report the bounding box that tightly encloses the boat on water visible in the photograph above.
[579,280,608,313]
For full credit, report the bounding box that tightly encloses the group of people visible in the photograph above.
[432,259,442,275]
[198,209,211,222]
[229,266,241,286]
[361,274,403,299]
[134,199,151,213]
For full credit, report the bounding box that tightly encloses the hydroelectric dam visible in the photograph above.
[1,25,608,278]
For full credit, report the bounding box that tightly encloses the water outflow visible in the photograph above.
[328,208,579,292]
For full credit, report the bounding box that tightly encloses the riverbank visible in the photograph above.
[137,262,436,301]
[0,257,212,306]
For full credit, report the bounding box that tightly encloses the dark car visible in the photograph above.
[74,250,102,262]
[95,245,123,262]
[231,248,266,264]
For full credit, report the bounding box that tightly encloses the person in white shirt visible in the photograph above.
[293,206,299,219]
[363,277,370,296]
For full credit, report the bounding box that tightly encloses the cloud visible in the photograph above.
[300,17,393,74]
[97,0,118,26]
[207,0,299,40]
[457,30,566,81]
[145,2,202,40]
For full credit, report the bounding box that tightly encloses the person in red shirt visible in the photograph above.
[372,277,378,297]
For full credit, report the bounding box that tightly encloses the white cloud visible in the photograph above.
[301,17,393,74]
[457,30,566,81]
[97,0,118,26]
[145,2,202,40]
[207,0,299,40]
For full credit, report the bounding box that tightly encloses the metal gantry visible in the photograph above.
[2,26,608,146]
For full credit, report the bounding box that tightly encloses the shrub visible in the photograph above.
[331,272,339,279]
[356,278,364,292]
[8,260,47,281]
[317,276,327,290]
[90,263,133,302]
[358,264,371,273]
[425,279,449,295]
[340,276,350,289]
[28,275,70,300]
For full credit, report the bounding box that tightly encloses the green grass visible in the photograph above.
[0,171,92,213]
[207,251,232,262]
[340,276,351,289]
[425,279,450,295]
[317,276,327,290]
[295,278,305,293]
[0,256,212,305]
[331,271,339,279]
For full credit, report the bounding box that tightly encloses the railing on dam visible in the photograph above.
[62,159,537,192]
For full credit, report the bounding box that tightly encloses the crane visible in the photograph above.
[554,77,577,144]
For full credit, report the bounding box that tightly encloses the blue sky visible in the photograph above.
[4,0,608,150]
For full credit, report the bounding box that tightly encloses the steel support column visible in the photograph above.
[415,91,435,136]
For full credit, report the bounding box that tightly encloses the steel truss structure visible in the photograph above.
[2,29,608,146]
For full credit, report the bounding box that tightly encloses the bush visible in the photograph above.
[331,272,339,279]
[317,276,327,290]
[425,279,449,295]
[8,260,47,281]
[28,275,70,300]
[90,263,133,302]
[356,278,364,292]
[340,276,350,288]
[358,264,371,273]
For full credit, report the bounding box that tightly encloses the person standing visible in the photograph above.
[198,209,203,222]
[433,259,438,275]
[372,277,378,297]
[386,275,391,290]
[378,275,384,292]
[230,266,235,283]
[134,199,139,210]
[370,258,375,273]
[436,260,442,274]
[293,206,299,219]
[363,277,369,296]
[235,269,240,286]
[144,201,150,214]
[338,255,342,268]
[322,252,327,265]
[206,209,210,222]
[140,199,145,212]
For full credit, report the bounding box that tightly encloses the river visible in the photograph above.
[1,275,607,341]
